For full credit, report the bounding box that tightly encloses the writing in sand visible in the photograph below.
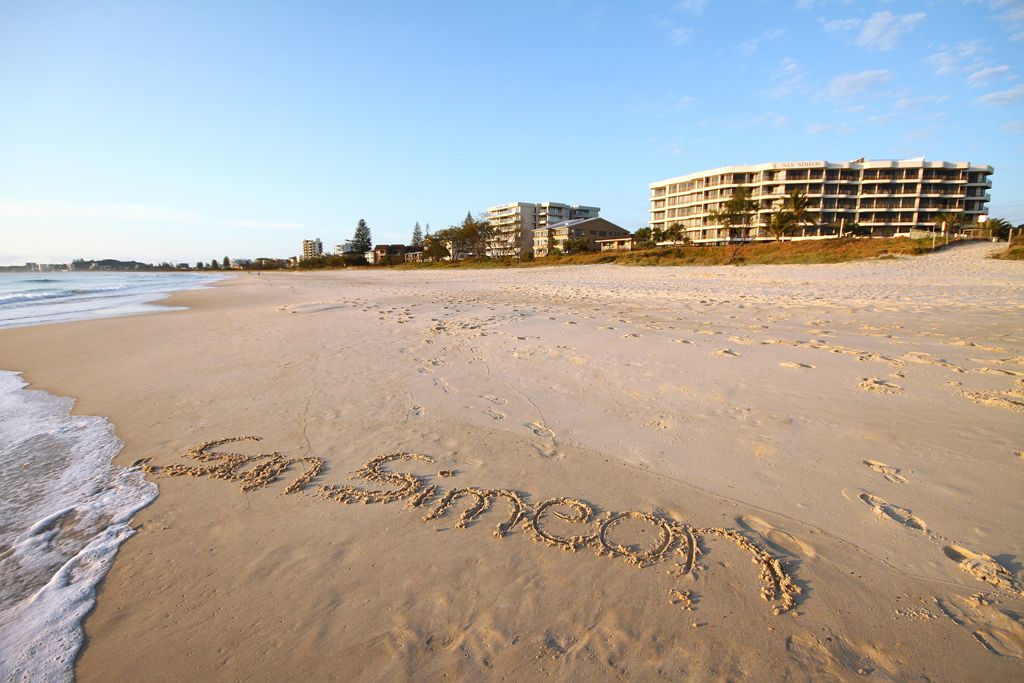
[142,436,802,616]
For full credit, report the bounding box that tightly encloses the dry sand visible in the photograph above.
[2,241,1023,681]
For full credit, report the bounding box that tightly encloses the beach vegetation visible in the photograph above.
[410,222,423,249]
[397,237,962,270]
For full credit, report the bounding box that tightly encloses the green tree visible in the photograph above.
[933,212,962,233]
[633,227,653,248]
[785,190,816,234]
[765,208,798,241]
[708,186,757,241]
[984,217,1011,240]
[195,261,204,270]
[352,219,372,252]
[222,256,230,269]
[562,237,591,254]
[411,222,424,249]
[210,259,220,270]
[423,233,450,260]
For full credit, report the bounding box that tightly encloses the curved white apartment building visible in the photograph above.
[649,159,993,244]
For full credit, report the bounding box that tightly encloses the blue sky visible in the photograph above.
[1,0,1022,265]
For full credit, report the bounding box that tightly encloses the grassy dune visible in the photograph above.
[397,237,959,270]
[990,239,1024,260]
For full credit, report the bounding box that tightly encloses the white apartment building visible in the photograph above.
[301,238,324,260]
[486,201,600,257]
[649,159,993,244]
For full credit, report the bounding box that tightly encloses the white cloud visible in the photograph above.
[857,11,925,51]
[763,57,804,99]
[824,18,861,32]
[1001,120,1024,131]
[977,84,1024,105]
[670,27,693,44]
[823,11,925,51]
[675,0,708,14]
[894,94,949,109]
[821,69,892,100]
[926,40,987,76]
[806,122,856,134]
[903,124,952,142]
[737,28,786,56]
[0,200,303,231]
[967,65,1011,86]
[735,112,788,128]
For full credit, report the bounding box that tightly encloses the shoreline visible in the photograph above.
[1,250,1022,680]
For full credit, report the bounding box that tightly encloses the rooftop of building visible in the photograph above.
[651,158,994,187]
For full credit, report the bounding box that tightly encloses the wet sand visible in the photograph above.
[2,241,1022,680]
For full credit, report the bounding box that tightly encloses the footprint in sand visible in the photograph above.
[411,405,424,417]
[714,349,740,358]
[863,460,908,484]
[486,407,505,420]
[737,515,816,558]
[623,333,641,339]
[859,493,927,531]
[779,362,814,369]
[434,378,456,394]
[483,395,508,406]
[528,421,555,438]
[858,377,903,394]
[936,594,1024,659]
[943,545,1022,596]
[671,339,694,345]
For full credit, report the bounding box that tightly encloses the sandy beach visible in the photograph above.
[2,241,1022,681]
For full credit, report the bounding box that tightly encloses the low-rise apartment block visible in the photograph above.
[532,217,630,256]
[649,159,993,244]
[487,201,600,257]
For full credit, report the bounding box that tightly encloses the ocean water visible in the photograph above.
[0,273,217,679]
[0,271,223,329]
[0,371,157,681]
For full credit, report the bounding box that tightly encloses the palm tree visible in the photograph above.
[765,208,797,241]
[933,212,962,233]
[984,217,1012,241]
[708,186,757,242]
[785,190,816,235]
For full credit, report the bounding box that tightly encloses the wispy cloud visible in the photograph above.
[670,26,693,44]
[894,94,949,110]
[967,64,1011,86]
[976,84,1024,105]
[762,57,805,99]
[926,40,988,76]
[0,200,304,231]
[675,0,708,14]
[821,69,892,101]
[1001,120,1024,131]
[737,28,787,56]
[734,112,789,128]
[806,122,856,135]
[824,11,925,51]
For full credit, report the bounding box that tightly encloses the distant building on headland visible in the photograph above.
[532,217,630,257]
[302,238,324,260]
[487,201,600,257]
[650,159,993,245]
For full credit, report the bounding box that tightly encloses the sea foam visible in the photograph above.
[0,371,157,682]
